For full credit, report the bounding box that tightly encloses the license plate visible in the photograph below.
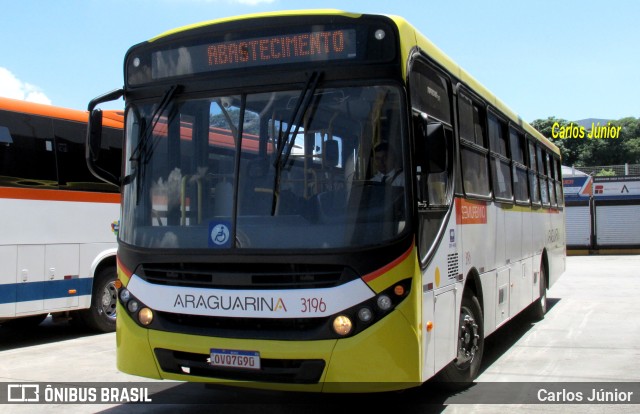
[210,348,261,370]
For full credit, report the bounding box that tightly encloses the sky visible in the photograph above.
[1,0,639,122]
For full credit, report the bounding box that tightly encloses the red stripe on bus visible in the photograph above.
[361,245,414,284]
[117,256,133,279]
[0,187,120,203]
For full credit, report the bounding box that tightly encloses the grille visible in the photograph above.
[155,311,331,340]
[447,253,459,280]
[137,262,352,290]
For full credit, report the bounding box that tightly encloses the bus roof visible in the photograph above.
[0,96,123,129]
[147,9,557,155]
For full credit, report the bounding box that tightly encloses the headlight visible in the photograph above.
[376,294,392,311]
[332,315,353,336]
[120,288,131,302]
[138,308,154,325]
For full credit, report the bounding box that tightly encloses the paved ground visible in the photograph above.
[1,255,639,413]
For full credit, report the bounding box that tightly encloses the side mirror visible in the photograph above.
[86,89,123,187]
[88,109,103,163]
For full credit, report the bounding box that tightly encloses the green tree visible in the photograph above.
[531,117,582,166]
[532,116,640,167]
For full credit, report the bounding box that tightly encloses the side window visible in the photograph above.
[546,151,557,207]
[410,61,453,207]
[527,139,541,206]
[409,62,451,124]
[54,119,120,192]
[536,145,549,207]
[0,110,57,189]
[487,112,512,201]
[510,127,529,204]
[555,158,564,206]
[458,93,490,197]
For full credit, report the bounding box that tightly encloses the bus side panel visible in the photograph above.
[15,245,45,315]
[480,270,497,336]
[0,246,17,317]
[43,244,80,311]
[547,211,566,288]
[422,289,435,379]
[432,286,457,373]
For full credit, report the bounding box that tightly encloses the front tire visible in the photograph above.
[76,266,117,332]
[435,293,484,389]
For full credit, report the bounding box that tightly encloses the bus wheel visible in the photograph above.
[77,266,117,333]
[529,264,547,321]
[436,293,484,389]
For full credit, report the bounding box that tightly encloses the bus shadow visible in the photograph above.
[0,315,104,351]
[478,297,560,377]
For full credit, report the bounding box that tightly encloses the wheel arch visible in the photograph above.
[463,267,484,313]
[90,249,117,291]
[541,248,550,290]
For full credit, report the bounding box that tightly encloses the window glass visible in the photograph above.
[458,94,485,147]
[409,63,451,124]
[54,119,120,192]
[487,113,508,156]
[0,111,57,188]
[491,156,512,200]
[513,165,529,203]
[509,128,525,164]
[461,147,490,196]
[121,85,409,250]
[529,171,540,205]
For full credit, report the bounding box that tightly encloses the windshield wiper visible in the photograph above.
[131,84,182,164]
[271,71,322,215]
[123,84,182,187]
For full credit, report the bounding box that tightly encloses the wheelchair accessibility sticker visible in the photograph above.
[209,221,231,248]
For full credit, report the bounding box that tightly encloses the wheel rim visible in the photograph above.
[455,306,480,369]
[100,280,118,321]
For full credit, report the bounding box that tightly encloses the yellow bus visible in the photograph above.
[87,9,566,392]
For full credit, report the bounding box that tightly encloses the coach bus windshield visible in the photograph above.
[120,85,408,250]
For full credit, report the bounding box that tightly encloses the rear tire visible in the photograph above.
[435,293,484,389]
[529,263,547,321]
[76,266,117,332]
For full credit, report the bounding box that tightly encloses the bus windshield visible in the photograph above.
[120,84,408,250]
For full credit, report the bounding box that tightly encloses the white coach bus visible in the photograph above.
[0,97,122,332]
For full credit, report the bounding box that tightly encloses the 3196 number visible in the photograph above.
[300,297,327,313]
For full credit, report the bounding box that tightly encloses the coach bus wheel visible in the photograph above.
[529,264,547,321]
[435,293,484,389]
[77,266,117,333]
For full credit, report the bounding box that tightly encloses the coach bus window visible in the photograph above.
[458,93,490,197]
[0,111,57,188]
[54,119,120,193]
[510,127,529,204]
[487,113,513,201]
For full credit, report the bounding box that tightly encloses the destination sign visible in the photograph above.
[150,29,357,80]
